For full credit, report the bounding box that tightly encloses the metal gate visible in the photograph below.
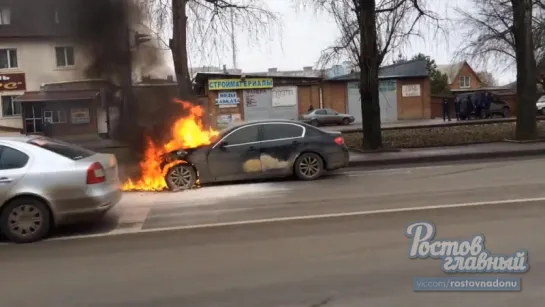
[379,80,398,122]
[347,82,361,122]
[243,88,299,121]
[347,81,398,123]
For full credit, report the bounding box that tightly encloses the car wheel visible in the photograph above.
[502,107,510,118]
[0,197,52,243]
[294,153,324,181]
[310,119,319,126]
[165,163,197,191]
[342,118,350,125]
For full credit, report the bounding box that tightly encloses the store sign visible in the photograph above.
[209,78,273,90]
[71,108,90,124]
[272,86,297,107]
[216,91,240,108]
[0,73,26,91]
[402,84,421,97]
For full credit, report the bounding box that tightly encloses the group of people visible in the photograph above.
[442,92,494,122]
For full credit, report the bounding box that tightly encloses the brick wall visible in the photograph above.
[396,78,431,119]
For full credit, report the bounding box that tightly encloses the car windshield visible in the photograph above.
[28,137,94,160]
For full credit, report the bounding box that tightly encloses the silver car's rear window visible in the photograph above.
[27,138,94,160]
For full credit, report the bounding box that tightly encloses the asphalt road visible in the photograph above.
[19,156,545,239]
[0,201,543,307]
[1,157,545,306]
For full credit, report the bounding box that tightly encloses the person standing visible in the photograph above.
[454,96,461,121]
[484,92,492,118]
[308,105,314,112]
[442,98,451,122]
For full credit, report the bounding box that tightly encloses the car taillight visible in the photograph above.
[87,162,106,184]
[334,136,345,145]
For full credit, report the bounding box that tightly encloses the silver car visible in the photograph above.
[299,108,355,126]
[0,136,122,243]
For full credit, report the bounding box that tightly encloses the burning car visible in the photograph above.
[158,120,350,191]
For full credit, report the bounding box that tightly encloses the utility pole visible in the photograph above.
[230,7,237,69]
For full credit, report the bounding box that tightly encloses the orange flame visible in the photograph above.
[122,99,219,191]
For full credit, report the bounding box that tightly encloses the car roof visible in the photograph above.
[226,119,306,129]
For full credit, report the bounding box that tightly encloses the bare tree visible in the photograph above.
[300,0,443,149]
[456,0,545,77]
[457,0,539,139]
[138,0,280,101]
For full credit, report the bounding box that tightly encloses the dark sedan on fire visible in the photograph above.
[160,120,350,191]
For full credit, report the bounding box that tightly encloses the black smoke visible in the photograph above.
[60,0,161,81]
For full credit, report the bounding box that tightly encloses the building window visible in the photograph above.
[44,110,67,124]
[0,8,11,25]
[459,76,471,88]
[1,96,21,117]
[0,49,17,69]
[55,47,75,67]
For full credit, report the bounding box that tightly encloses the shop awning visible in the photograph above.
[14,90,100,102]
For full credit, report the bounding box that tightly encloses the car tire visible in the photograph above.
[165,163,197,192]
[310,119,319,126]
[0,197,52,244]
[342,118,350,125]
[502,107,510,118]
[294,152,324,181]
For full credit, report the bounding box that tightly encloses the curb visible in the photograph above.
[347,149,545,167]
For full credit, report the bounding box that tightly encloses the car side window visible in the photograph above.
[0,146,29,170]
[224,125,259,145]
[315,110,326,115]
[325,109,337,115]
[262,124,304,141]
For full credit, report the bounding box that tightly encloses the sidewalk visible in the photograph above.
[348,141,545,167]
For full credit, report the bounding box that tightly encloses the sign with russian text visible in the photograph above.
[71,108,90,124]
[209,78,273,90]
[272,86,297,107]
[216,91,240,108]
[402,84,421,97]
[0,73,26,91]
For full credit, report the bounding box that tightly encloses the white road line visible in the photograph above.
[43,196,545,242]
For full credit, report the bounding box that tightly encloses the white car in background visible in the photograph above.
[537,96,545,115]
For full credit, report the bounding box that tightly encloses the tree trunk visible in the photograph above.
[171,0,194,101]
[511,0,538,140]
[359,0,382,150]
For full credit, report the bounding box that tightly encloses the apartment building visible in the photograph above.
[0,0,94,130]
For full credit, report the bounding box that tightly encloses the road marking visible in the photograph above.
[42,196,545,242]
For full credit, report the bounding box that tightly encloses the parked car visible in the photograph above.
[456,91,511,119]
[160,120,350,191]
[536,95,545,115]
[0,136,122,243]
[299,108,355,126]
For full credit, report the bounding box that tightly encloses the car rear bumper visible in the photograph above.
[51,183,123,225]
[325,148,350,170]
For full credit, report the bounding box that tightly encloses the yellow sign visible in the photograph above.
[208,78,273,90]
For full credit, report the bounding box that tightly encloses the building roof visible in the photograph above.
[14,90,100,102]
[436,62,464,84]
[328,59,429,81]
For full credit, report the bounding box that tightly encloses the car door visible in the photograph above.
[314,109,327,124]
[259,123,305,175]
[0,145,31,204]
[325,109,340,124]
[206,124,262,181]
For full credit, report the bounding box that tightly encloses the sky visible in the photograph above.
[155,0,517,85]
